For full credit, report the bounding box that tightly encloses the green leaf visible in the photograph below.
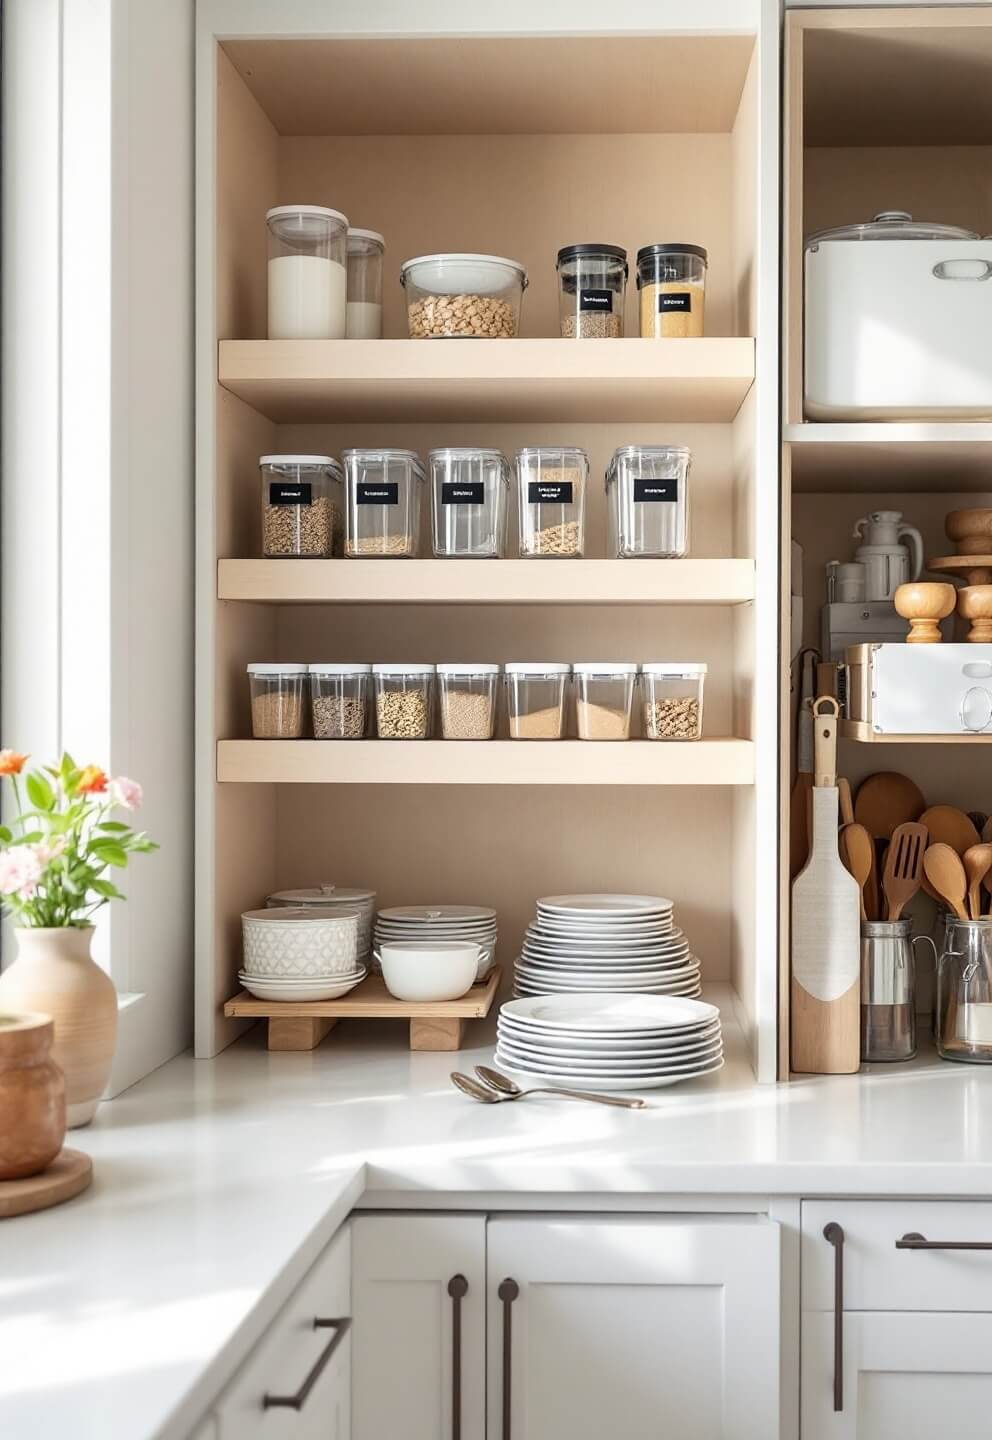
[98,821,130,833]
[89,840,128,868]
[0,826,12,844]
[12,831,44,846]
[25,772,55,812]
[90,878,125,900]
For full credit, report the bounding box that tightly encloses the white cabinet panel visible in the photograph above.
[352,1214,487,1440]
[486,1216,780,1440]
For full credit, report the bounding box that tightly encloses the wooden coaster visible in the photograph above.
[0,1148,92,1219]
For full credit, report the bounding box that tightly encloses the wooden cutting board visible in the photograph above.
[791,698,861,1075]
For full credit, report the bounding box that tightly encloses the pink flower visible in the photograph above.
[110,776,142,811]
[0,846,44,900]
[34,837,65,865]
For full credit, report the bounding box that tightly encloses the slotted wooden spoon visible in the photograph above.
[881,822,928,921]
[963,843,992,920]
[839,823,874,923]
[923,843,969,922]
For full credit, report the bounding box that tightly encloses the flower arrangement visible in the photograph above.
[0,750,157,928]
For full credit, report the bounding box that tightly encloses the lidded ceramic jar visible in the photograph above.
[0,1012,66,1180]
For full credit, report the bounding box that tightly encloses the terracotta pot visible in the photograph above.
[0,1012,65,1180]
[0,928,117,1127]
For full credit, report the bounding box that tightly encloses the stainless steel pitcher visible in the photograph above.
[923,917,992,1063]
[860,919,918,1062]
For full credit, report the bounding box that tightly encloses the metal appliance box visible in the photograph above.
[846,643,992,738]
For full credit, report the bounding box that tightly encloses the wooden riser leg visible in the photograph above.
[268,1016,337,1051]
[409,1017,465,1051]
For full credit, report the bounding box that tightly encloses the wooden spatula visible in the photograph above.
[837,777,855,828]
[839,823,874,923]
[923,843,969,922]
[882,822,928,921]
[963,843,992,920]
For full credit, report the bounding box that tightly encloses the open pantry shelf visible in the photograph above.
[217,739,754,786]
[218,338,756,423]
[786,423,992,493]
[841,721,992,746]
[218,558,756,606]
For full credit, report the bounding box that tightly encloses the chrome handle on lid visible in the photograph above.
[933,259,992,281]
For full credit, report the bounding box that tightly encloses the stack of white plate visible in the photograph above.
[514,893,701,998]
[495,993,724,1091]
[374,905,497,980]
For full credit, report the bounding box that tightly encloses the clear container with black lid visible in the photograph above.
[556,244,628,338]
[637,244,707,338]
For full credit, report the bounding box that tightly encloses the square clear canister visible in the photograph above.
[606,445,690,558]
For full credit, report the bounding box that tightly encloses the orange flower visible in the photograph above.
[77,765,108,795]
[0,750,29,776]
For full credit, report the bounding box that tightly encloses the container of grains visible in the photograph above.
[373,663,435,739]
[556,244,627,339]
[343,448,425,558]
[505,663,571,740]
[400,253,527,338]
[640,663,706,740]
[260,455,343,559]
[247,663,307,739]
[573,663,638,741]
[430,448,510,558]
[266,205,348,340]
[636,244,707,338]
[437,664,500,740]
[606,445,690,558]
[345,228,384,339]
[516,447,588,558]
[308,663,371,739]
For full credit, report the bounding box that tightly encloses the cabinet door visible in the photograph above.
[352,1214,487,1440]
[802,1310,992,1438]
[487,1216,780,1440]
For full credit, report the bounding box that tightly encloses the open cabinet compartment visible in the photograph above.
[195,7,780,1081]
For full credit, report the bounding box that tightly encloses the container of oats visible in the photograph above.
[505,663,571,740]
[247,663,308,739]
[437,663,500,740]
[260,455,343,558]
[400,253,527,338]
[636,244,707,338]
[573,663,638,741]
[343,448,425,558]
[640,663,706,741]
[606,444,690,558]
[516,447,588,558]
[556,244,627,338]
[308,663,371,739]
[372,663,435,739]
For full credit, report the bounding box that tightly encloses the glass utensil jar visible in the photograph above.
[260,455,343,558]
[573,663,638,740]
[372,664,435,739]
[343,449,425,558]
[437,664,500,739]
[860,920,918,1062]
[556,244,627,338]
[266,205,348,339]
[345,228,384,339]
[636,244,707,338]
[247,663,307,738]
[308,663,371,739]
[606,445,690,558]
[516,447,588,558]
[640,663,706,740]
[430,448,510,558]
[929,918,992,1062]
[505,663,570,740]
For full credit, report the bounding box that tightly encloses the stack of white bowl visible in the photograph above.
[267,884,375,969]
[513,893,701,998]
[239,907,366,1001]
[374,905,497,980]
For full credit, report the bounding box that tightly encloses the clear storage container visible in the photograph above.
[260,455,343,558]
[606,445,690,558]
[346,228,384,339]
[400,253,528,338]
[430,448,510,558]
[373,663,435,739]
[247,663,307,738]
[516,447,588,558]
[640,663,706,740]
[308,663,371,739]
[266,205,348,339]
[636,244,707,338]
[556,244,627,338]
[505,663,571,740]
[343,449,425,558]
[437,664,500,740]
[573,663,638,740]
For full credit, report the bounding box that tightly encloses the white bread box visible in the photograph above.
[846,643,992,737]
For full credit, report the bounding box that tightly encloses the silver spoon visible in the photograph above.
[474,1064,645,1110]
[451,1071,502,1103]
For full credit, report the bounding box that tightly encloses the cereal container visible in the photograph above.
[343,449,425,558]
[516,447,588,558]
[372,664,435,739]
[345,228,384,339]
[640,664,707,740]
[606,445,690,558]
[266,205,348,339]
[400,253,527,338]
[437,664,500,740]
[260,455,343,558]
[247,663,308,739]
[556,244,627,338]
[636,244,707,338]
[430,448,510,558]
[308,663,371,739]
[573,663,638,741]
[504,663,571,740]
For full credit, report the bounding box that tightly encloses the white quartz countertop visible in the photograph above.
[5,992,992,1440]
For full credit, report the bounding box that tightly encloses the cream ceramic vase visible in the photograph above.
[0,927,117,1127]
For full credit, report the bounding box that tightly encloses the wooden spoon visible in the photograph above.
[882,822,928,921]
[923,843,969,921]
[839,823,874,923]
[837,777,855,828]
[963,844,992,920]
[855,772,925,841]
[919,805,980,857]
[982,816,992,846]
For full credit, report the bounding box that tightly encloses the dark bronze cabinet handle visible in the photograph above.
[499,1278,519,1440]
[448,1275,468,1440]
[897,1231,992,1251]
[262,1316,351,1411]
[823,1223,844,1413]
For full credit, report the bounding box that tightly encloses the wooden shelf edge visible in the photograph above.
[842,720,992,745]
[223,966,500,1020]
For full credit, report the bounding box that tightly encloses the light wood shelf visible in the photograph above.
[218,558,756,606]
[842,721,992,745]
[217,738,755,786]
[218,338,756,424]
[786,423,992,494]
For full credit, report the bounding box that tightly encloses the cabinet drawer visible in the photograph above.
[804,1201,992,1312]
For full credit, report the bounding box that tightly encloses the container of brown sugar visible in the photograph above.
[505,663,571,740]
[640,663,706,740]
[247,663,307,738]
[573,663,638,740]
[516,447,588,558]
[437,663,500,740]
[636,244,707,338]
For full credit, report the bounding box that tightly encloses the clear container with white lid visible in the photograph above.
[516,447,588,558]
[573,663,638,741]
[606,445,690,558]
[346,228,385,339]
[430,448,510,558]
[437,664,500,740]
[260,455,343,558]
[400,253,528,338]
[556,244,628,338]
[640,663,707,741]
[308,663,371,739]
[247,663,307,738]
[266,205,348,339]
[343,449,425,558]
[504,663,571,740]
[372,663,435,739]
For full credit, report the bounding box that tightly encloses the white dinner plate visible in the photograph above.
[496,1038,723,1071]
[515,967,699,988]
[492,1051,726,1091]
[520,946,690,966]
[239,969,366,1002]
[516,960,698,980]
[537,894,673,916]
[501,993,719,1031]
[513,981,702,999]
[497,1022,721,1057]
[497,1014,720,1048]
[530,917,674,932]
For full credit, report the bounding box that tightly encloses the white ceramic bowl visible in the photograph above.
[241,907,360,978]
[376,941,479,1003]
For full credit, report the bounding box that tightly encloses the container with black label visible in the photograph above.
[606,445,691,557]
[636,244,707,338]
[260,455,343,558]
[556,245,627,338]
[429,448,510,558]
[343,448,425,558]
[516,447,589,558]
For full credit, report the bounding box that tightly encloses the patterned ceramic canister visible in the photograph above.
[241,907,361,978]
